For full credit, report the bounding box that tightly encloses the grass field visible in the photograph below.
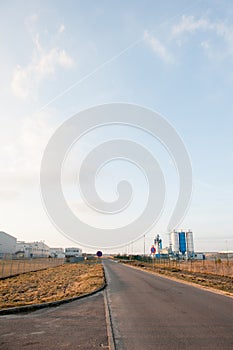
[172,259,233,277]
[0,258,65,278]
[119,259,233,295]
[156,259,233,277]
[117,258,233,277]
[0,263,104,309]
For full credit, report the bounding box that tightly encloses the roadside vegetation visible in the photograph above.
[0,263,104,309]
[117,258,233,295]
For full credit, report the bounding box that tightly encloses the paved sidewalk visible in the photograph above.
[0,292,108,349]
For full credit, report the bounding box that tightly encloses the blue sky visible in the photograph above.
[0,0,233,253]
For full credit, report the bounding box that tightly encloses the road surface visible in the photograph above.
[0,292,108,349]
[104,259,233,350]
[0,260,232,349]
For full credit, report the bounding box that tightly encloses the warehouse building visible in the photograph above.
[16,241,50,258]
[0,231,17,258]
[49,247,65,258]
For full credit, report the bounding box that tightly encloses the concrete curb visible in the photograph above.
[103,264,116,350]
[0,281,106,316]
[119,261,233,299]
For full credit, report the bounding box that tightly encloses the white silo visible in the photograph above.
[171,230,179,254]
[186,230,194,257]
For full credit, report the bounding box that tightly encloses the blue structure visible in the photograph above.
[179,232,186,254]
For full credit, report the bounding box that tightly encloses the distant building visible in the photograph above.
[0,231,17,258]
[16,241,50,258]
[65,247,82,258]
[49,247,65,258]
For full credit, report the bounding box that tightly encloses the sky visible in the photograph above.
[0,0,233,253]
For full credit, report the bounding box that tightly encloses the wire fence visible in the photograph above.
[174,259,233,277]
[0,258,65,279]
[117,256,233,277]
[154,259,233,277]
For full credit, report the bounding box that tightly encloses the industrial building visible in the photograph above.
[49,247,65,258]
[65,247,82,258]
[16,241,50,258]
[0,231,17,258]
[154,234,162,257]
[150,230,196,260]
[170,230,195,259]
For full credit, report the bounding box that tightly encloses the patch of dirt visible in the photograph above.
[120,260,233,295]
[0,263,104,309]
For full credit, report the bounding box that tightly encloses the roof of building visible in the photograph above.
[0,231,17,240]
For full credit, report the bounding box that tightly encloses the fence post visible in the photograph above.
[1,262,5,278]
[9,259,13,276]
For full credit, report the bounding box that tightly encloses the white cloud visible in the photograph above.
[172,15,233,58]
[58,24,65,34]
[172,15,209,36]
[11,34,74,99]
[200,40,210,50]
[144,31,173,63]
[0,108,55,187]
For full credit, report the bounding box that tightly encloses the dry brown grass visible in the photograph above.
[120,260,233,295]
[0,263,104,309]
[0,258,65,278]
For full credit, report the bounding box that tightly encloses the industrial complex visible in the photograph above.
[0,231,66,259]
[0,229,231,261]
[0,231,86,260]
[150,230,206,260]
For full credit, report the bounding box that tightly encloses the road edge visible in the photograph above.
[0,272,106,316]
[103,263,116,350]
[118,261,233,299]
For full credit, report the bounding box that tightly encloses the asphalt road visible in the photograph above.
[103,259,233,350]
[0,260,232,350]
[0,292,108,349]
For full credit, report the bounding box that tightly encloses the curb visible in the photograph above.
[119,261,233,299]
[0,281,106,316]
[103,264,116,350]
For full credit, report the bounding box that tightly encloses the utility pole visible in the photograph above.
[226,240,229,265]
[144,234,146,256]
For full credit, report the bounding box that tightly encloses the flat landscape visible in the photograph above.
[0,263,104,309]
[0,260,232,349]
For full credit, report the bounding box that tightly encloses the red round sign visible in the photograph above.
[151,246,156,254]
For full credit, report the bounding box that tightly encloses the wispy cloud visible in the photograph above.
[144,30,173,63]
[172,15,209,36]
[172,15,233,58]
[58,24,65,34]
[11,31,74,99]
[0,108,55,187]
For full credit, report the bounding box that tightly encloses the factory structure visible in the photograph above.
[0,231,70,259]
[16,241,50,258]
[151,230,199,260]
[0,231,17,258]
[169,230,195,259]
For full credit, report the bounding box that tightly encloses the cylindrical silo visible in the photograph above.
[186,230,194,257]
[171,230,179,254]
[179,232,186,255]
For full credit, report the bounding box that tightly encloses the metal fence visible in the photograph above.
[0,258,65,279]
[152,259,233,277]
[117,256,233,277]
